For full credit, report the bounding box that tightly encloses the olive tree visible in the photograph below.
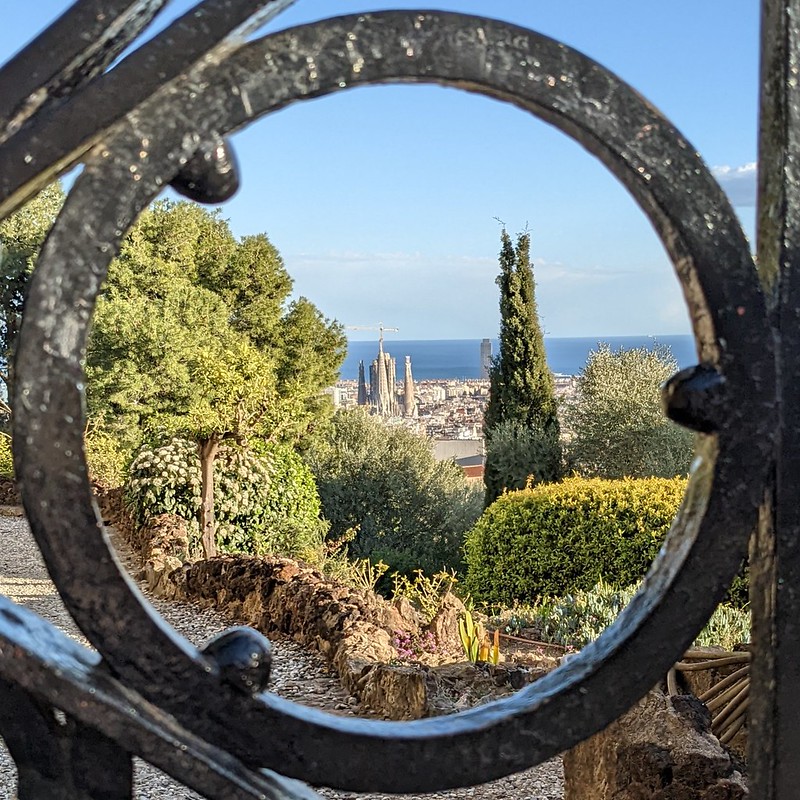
[564,344,693,479]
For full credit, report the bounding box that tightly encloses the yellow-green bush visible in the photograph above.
[0,433,13,478]
[84,425,129,488]
[464,476,686,605]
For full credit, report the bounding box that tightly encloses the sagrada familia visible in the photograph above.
[356,339,416,418]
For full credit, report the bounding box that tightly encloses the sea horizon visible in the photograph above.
[340,335,696,381]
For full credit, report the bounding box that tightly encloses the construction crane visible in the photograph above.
[346,323,399,348]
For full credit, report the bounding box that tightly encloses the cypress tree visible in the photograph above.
[483,229,561,505]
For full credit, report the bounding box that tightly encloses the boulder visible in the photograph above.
[358,663,428,721]
[392,596,424,630]
[563,688,747,799]
[426,591,467,658]
[145,555,183,596]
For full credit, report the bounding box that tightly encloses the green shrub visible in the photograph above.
[307,410,482,576]
[0,433,13,478]
[332,557,390,593]
[464,476,686,605]
[564,344,694,479]
[483,419,562,505]
[126,438,202,534]
[694,602,750,650]
[84,424,129,487]
[538,580,635,648]
[391,569,460,624]
[253,441,327,560]
[125,437,324,559]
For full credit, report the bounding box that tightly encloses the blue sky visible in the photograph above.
[2,2,759,340]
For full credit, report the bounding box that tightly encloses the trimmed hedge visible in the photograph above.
[464,476,686,605]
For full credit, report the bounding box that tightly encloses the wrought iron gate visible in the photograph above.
[0,1,793,796]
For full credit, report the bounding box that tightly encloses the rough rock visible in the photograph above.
[358,663,428,720]
[426,591,467,657]
[563,688,747,799]
[145,554,183,597]
[0,478,19,506]
[392,595,423,628]
[133,547,552,720]
[142,513,191,562]
[159,554,413,716]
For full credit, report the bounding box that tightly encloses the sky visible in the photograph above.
[1,2,760,340]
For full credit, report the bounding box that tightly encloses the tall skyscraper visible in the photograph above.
[480,338,492,379]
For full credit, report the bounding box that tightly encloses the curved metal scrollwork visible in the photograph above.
[0,2,785,797]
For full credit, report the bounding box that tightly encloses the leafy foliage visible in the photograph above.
[0,182,64,402]
[84,422,129,487]
[465,476,686,605]
[483,230,561,504]
[458,608,484,662]
[564,343,694,478]
[126,439,201,530]
[0,433,12,478]
[125,437,325,559]
[86,200,345,448]
[458,609,500,664]
[85,200,345,554]
[538,581,635,649]
[254,441,328,559]
[336,558,390,593]
[694,603,750,650]
[391,569,459,624]
[307,410,483,576]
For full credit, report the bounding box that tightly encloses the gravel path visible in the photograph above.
[0,511,563,799]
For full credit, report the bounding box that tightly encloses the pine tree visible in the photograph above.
[483,230,561,505]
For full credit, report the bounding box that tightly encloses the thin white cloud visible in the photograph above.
[289,250,496,268]
[712,162,757,207]
[278,246,689,339]
[288,250,630,282]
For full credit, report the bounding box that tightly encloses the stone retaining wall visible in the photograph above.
[100,496,540,720]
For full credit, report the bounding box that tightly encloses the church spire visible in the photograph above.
[357,360,368,405]
[404,355,415,417]
[376,336,390,415]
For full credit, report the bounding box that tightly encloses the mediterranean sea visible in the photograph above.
[340,336,696,381]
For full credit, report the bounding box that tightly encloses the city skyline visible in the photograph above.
[2,2,759,340]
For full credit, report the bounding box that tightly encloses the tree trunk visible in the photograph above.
[198,435,220,559]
